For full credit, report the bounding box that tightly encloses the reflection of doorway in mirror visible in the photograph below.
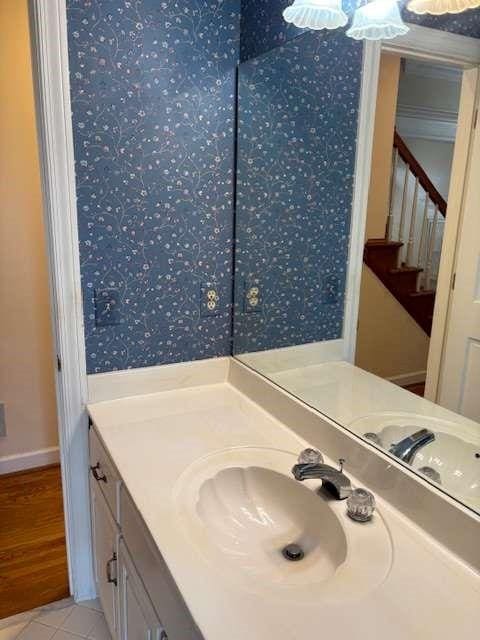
[355,53,478,419]
[436,87,480,422]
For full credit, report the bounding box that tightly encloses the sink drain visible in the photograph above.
[282,543,305,562]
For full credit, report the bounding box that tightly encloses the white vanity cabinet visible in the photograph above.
[89,426,201,640]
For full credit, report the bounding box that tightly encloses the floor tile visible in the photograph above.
[0,622,28,640]
[76,602,101,614]
[59,608,103,637]
[17,623,56,640]
[87,617,110,640]
[0,614,34,633]
[52,632,87,640]
[35,609,72,630]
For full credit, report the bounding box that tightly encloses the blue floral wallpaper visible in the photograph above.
[240,0,304,61]
[403,7,480,37]
[66,0,240,373]
[66,1,480,372]
[233,31,362,354]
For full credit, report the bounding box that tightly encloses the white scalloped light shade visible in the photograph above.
[407,0,480,14]
[283,0,349,30]
[346,0,410,40]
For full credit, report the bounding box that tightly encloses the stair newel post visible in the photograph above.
[406,176,420,267]
[417,194,430,289]
[398,161,410,266]
[386,147,399,241]
[424,204,439,290]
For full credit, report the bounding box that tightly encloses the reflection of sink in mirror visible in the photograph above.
[350,413,480,506]
[236,357,480,512]
[174,447,392,603]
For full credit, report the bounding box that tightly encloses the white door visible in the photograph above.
[438,88,480,421]
[118,539,165,640]
[90,480,119,636]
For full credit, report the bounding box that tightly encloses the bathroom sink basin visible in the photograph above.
[350,413,480,504]
[174,447,392,602]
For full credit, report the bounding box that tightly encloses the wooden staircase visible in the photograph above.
[364,239,435,335]
[363,132,447,337]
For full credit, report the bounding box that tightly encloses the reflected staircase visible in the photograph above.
[363,131,447,336]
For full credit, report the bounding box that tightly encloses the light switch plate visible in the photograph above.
[0,403,6,437]
[95,288,122,326]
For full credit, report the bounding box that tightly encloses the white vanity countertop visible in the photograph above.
[88,382,480,640]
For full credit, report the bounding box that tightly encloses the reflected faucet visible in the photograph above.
[292,449,353,500]
[389,428,435,464]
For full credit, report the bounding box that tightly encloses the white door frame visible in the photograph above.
[28,0,95,600]
[343,24,480,366]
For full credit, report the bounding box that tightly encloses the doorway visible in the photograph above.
[355,52,464,400]
[0,0,70,618]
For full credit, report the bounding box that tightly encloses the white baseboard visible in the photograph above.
[0,446,60,475]
[387,370,427,388]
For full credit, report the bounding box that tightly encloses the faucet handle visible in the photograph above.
[338,458,346,473]
[298,448,324,464]
[347,488,376,522]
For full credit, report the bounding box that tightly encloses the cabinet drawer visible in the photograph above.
[89,427,121,524]
[120,486,202,640]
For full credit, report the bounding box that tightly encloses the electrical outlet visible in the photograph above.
[322,274,340,305]
[95,288,122,326]
[0,403,6,437]
[244,280,262,313]
[201,283,220,317]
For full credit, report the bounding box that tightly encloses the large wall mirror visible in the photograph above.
[232,27,480,515]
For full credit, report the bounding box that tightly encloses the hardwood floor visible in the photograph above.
[405,382,426,397]
[0,464,70,619]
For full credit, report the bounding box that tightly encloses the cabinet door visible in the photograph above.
[91,479,119,636]
[118,539,165,640]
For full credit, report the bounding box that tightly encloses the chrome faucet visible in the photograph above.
[389,428,435,464]
[292,449,353,500]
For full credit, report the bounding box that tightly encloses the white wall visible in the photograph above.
[402,137,455,201]
[365,53,401,240]
[355,267,430,380]
[0,0,59,471]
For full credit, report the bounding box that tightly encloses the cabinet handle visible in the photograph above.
[91,462,107,483]
[106,553,117,586]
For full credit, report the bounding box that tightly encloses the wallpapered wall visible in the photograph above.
[233,31,362,354]
[401,7,480,37]
[67,0,239,373]
[66,1,480,372]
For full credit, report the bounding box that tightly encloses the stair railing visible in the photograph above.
[386,131,447,291]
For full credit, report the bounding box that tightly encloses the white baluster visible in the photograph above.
[424,204,439,290]
[386,147,399,241]
[417,194,430,289]
[398,162,410,265]
[406,176,419,267]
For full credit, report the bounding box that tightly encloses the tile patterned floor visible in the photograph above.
[0,600,110,640]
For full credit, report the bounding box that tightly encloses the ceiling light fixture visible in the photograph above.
[283,0,349,30]
[283,0,409,40]
[347,0,410,40]
[406,0,480,14]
